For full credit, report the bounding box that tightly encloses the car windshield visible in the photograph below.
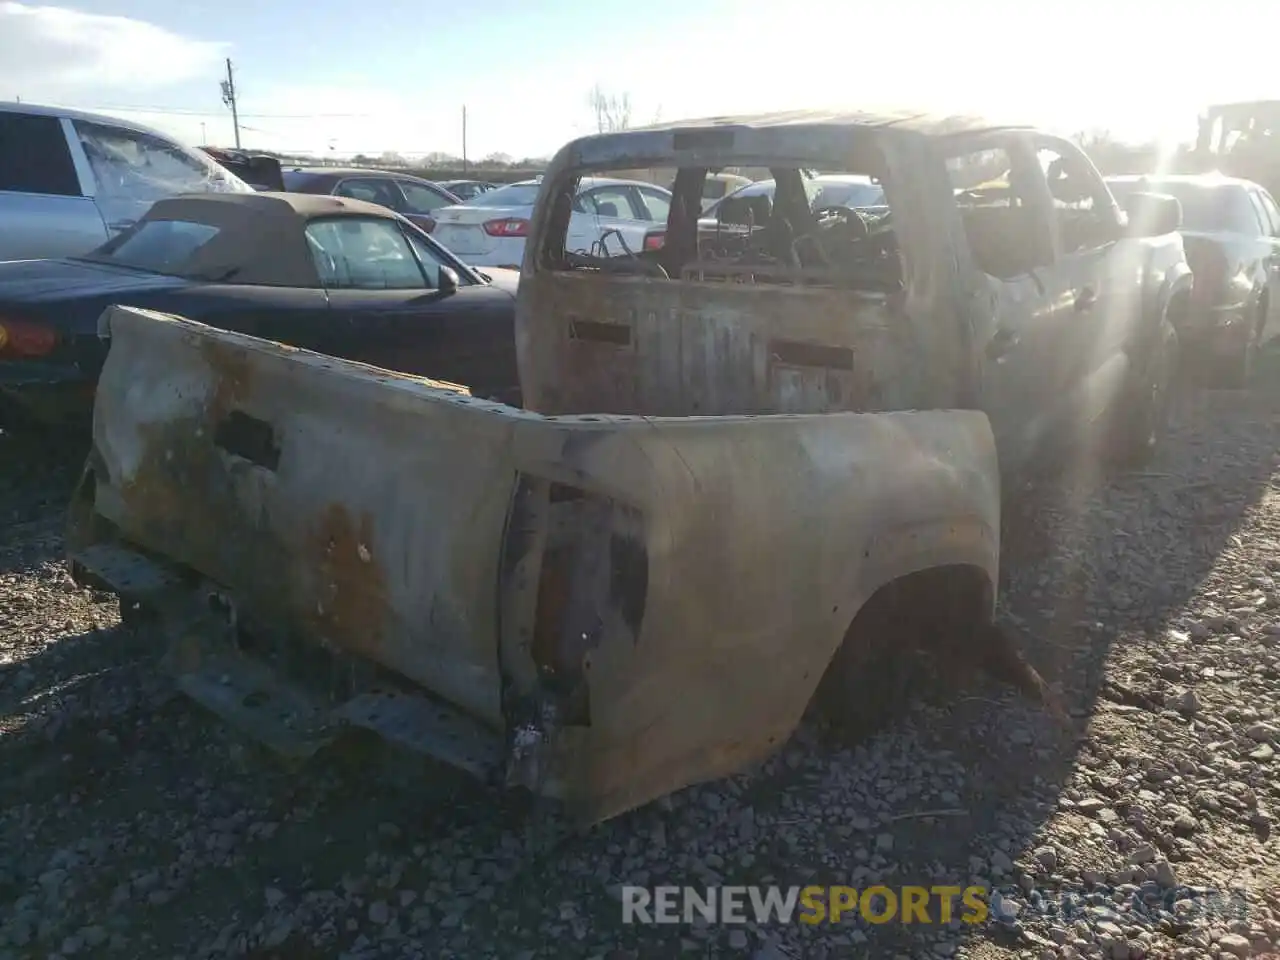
[1203,103,1280,154]
[84,218,222,275]
[1109,180,1244,232]
[464,182,540,207]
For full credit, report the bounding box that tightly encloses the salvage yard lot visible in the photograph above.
[2,366,1280,960]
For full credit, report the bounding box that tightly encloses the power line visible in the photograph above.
[39,101,375,120]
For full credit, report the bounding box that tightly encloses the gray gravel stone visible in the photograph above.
[3,362,1280,960]
[1217,932,1252,957]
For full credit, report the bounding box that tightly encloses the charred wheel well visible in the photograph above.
[840,563,993,657]
[812,563,994,719]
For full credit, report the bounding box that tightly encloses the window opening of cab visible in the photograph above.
[1205,104,1280,159]
[946,144,1055,281]
[538,148,902,293]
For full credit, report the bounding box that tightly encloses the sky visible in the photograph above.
[2,0,1279,160]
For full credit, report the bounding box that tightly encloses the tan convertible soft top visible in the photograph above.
[84,191,408,288]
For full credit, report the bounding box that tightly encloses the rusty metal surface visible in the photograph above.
[519,274,912,417]
[79,305,1001,822]
[519,115,1192,493]
[90,307,518,728]
[518,116,985,420]
[75,108,1195,822]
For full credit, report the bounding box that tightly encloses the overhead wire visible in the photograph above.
[39,102,375,120]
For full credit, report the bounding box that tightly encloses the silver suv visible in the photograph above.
[0,102,254,261]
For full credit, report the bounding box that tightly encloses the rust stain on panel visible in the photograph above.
[304,504,389,658]
[198,337,255,419]
[525,276,896,416]
[114,338,256,550]
[564,312,638,414]
[111,341,391,666]
[118,420,226,564]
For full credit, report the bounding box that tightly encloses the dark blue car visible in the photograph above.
[0,190,520,425]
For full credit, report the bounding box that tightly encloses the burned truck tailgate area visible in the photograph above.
[517,111,990,418]
[67,304,1001,823]
[520,275,920,417]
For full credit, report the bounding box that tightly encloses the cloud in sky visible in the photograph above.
[0,4,563,158]
[6,0,1280,159]
[0,2,225,101]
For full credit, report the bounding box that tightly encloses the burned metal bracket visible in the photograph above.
[71,539,504,776]
[334,691,502,781]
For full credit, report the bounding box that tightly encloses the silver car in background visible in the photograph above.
[0,102,253,261]
[700,173,887,223]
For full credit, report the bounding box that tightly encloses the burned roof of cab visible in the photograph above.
[630,110,1023,138]
[559,110,1031,170]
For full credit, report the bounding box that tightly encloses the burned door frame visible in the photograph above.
[1027,132,1169,467]
[1027,132,1132,370]
[940,130,1060,478]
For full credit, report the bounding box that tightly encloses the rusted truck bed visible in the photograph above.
[67,304,1001,823]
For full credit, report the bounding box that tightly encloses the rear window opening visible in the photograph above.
[465,182,541,208]
[83,218,222,276]
[539,163,902,294]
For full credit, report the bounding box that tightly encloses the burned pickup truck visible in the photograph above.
[520,112,1190,476]
[67,112,1190,824]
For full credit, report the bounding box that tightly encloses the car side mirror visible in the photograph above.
[1122,191,1182,237]
[438,266,459,294]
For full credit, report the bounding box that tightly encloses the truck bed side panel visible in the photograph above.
[87,307,518,726]
[79,306,1001,822]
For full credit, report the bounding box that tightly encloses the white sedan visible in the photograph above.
[429,177,672,269]
[700,173,886,227]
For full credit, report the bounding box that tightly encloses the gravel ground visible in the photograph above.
[2,366,1280,960]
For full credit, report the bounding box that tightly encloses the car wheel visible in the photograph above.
[1109,319,1177,468]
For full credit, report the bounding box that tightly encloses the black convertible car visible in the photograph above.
[0,191,520,424]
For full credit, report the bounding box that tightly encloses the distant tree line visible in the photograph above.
[346,151,551,170]
[237,148,552,182]
[221,83,645,183]
[223,110,1181,187]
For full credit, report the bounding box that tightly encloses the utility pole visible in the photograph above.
[462,105,468,175]
[219,58,241,149]
[200,121,207,145]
